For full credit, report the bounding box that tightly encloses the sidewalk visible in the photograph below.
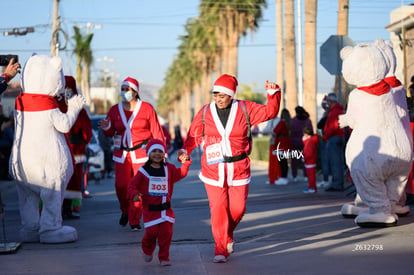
[1,159,414,274]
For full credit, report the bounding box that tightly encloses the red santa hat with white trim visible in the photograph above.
[213,74,238,97]
[146,139,166,156]
[122,77,139,92]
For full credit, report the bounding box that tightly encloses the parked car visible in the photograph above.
[86,129,105,180]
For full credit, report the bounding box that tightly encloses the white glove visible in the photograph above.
[338,114,347,128]
[67,94,86,113]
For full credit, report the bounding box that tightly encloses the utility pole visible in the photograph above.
[96,56,114,112]
[51,0,60,56]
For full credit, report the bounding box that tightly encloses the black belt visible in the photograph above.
[223,152,247,163]
[148,202,171,211]
[120,140,148,152]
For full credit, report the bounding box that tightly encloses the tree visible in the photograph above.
[236,84,266,104]
[72,26,94,105]
[284,0,298,114]
[200,0,267,76]
[303,0,318,129]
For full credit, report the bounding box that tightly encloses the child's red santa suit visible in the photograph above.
[302,134,319,191]
[128,139,191,264]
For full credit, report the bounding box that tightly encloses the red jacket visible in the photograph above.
[303,134,319,167]
[67,109,92,163]
[103,101,165,164]
[323,103,345,142]
[272,120,291,151]
[183,92,280,187]
[128,161,191,228]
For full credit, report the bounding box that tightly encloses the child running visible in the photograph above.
[128,138,191,266]
[302,127,320,193]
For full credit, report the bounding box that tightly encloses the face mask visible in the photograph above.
[64,89,74,105]
[120,91,134,102]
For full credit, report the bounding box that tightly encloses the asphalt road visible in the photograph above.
[1,156,413,275]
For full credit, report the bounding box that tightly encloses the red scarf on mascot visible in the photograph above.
[15,93,59,112]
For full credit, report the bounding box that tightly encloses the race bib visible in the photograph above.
[113,135,122,149]
[149,177,168,196]
[206,143,224,165]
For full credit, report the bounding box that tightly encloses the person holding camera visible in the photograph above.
[0,57,20,95]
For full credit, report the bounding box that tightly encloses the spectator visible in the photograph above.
[262,108,291,185]
[98,129,114,179]
[302,126,320,193]
[0,58,20,95]
[0,101,14,179]
[316,95,330,188]
[289,106,313,182]
[323,93,345,191]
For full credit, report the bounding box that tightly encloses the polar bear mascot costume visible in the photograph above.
[341,39,412,219]
[9,54,85,243]
[339,43,413,227]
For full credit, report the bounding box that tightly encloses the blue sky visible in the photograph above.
[0,0,406,96]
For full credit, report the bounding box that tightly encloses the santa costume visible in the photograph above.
[302,133,319,192]
[58,76,92,219]
[128,139,191,265]
[102,77,165,229]
[182,74,281,262]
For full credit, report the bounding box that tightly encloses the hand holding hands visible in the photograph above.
[132,194,142,202]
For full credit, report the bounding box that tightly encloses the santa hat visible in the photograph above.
[122,77,139,92]
[321,95,328,109]
[146,139,166,156]
[64,75,79,95]
[213,74,238,97]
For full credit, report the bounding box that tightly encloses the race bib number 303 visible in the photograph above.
[149,177,168,196]
[206,143,224,165]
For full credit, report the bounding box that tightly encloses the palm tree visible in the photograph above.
[303,0,317,129]
[72,26,94,105]
[200,0,267,76]
[276,0,285,110]
[284,0,298,114]
[336,0,349,104]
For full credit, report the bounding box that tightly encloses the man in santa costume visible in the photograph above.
[98,77,165,231]
[179,74,281,263]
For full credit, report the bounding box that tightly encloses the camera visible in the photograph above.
[0,54,19,66]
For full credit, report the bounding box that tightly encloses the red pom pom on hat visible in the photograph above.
[146,139,166,156]
[213,74,238,97]
[122,77,139,92]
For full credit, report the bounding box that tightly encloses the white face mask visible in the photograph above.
[64,89,74,104]
[120,91,134,102]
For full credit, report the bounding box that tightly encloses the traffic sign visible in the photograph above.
[320,35,355,75]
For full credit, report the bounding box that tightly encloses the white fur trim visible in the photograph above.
[147,144,165,156]
[267,88,280,95]
[122,80,139,92]
[213,85,235,97]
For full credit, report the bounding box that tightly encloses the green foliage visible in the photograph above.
[236,84,266,104]
[250,136,270,161]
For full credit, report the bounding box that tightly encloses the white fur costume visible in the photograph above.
[341,39,412,218]
[9,54,85,243]
[339,43,413,227]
